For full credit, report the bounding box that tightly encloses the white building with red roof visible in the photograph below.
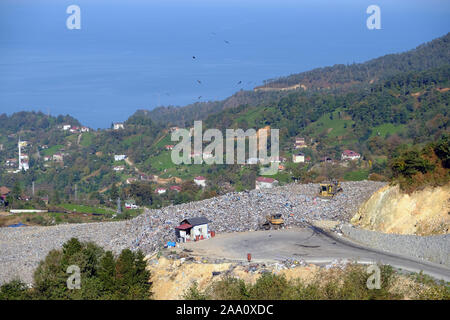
[194,176,206,187]
[341,150,361,161]
[255,176,279,190]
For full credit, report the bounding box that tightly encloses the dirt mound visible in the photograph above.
[351,184,450,235]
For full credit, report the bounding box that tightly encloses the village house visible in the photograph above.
[320,156,333,163]
[294,137,307,149]
[114,154,127,161]
[293,153,305,163]
[62,124,71,131]
[113,165,125,171]
[5,159,17,167]
[81,126,90,132]
[170,185,182,192]
[175,216,211,243]
[0,186,11,204]
[20,161,30,171]
[155,187,167,194]
[126,178,137,184]
[194,176,206,187]
[165,145,174,151]
[69,126,80,133]
[255,177,279,190]
[53,153,64,162]
[341,150,361,161]
[113,123,125,130]
[125,200,138,209]
[43,156,52,162]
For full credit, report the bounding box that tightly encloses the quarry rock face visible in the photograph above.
[351,184,450,236]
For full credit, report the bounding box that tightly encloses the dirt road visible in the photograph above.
[182,227,450,282]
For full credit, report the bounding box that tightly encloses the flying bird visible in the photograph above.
[192,56,196,59]
[198,96,202,100]
[237,81,242,85]
[197,80,202,84]
[224,40,230,44]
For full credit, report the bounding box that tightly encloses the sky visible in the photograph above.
[0,0,449,128]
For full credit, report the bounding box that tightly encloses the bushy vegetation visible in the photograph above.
[0,238,151,300]
[184,264,449,300]
[389,134,450,192]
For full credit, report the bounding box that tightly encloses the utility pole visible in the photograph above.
[32,181,35,197]
[74,184,78,202]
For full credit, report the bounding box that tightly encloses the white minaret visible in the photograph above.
[18,137,22,170]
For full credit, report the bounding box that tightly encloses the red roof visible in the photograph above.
[194,176,206,180]
[170,186,182,191]
[175,223,193,230]
[256,177,275,183]
[342,150,360,156]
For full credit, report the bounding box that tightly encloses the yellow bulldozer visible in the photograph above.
[318,180,343,199]
[261,213,285,230]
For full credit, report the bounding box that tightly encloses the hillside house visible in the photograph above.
[114,154,127,161]
[155,187,167,194]
[341,150,361,161]
[126,178,137,184]
[113,123,125,130]
[53,153,64,162]
[165,145,174,150]
[194,176,206,187]
[255,177,278,190]
[125,200,138,209]
[170,185,182,192]
[62,124,71,131]
[43,156,51,162]
[294,137,307,149]
[175,217,211,243]
[5,159,17,167]
[293,153,305,163]
[81,127,90,132]
[0,187,11,202]
[113,165,125,171]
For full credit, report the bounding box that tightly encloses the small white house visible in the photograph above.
[113,165,125,171]
[194,176,206,187]
[114,154,127,161]
[155,187,167,194]
[62,124,71,131]
[81,126,90,132]
[113,123,125,130]
[255,177,278,190]
[175,217,211,242]
[293,153,305,163]
[341,150,361,161]
[53,153,64,162]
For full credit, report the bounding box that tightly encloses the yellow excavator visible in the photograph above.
[318,180,343,199]
[261,213,285,230]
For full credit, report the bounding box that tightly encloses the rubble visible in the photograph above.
[0,181,385,284]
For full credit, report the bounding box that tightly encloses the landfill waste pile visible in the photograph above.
[125,181,386,253]
[0,181,385,284]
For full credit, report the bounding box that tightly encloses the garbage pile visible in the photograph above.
[125,181,386,253]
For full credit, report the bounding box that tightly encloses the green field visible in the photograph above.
[344,169,369,181]
[80,132,94,147]
[369,123,405,138]
[58,203,115,215]
[42,145,64,156]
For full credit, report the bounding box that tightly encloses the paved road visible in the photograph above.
[183,227,450,282]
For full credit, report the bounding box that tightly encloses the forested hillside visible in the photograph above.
[133,33,450,126]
